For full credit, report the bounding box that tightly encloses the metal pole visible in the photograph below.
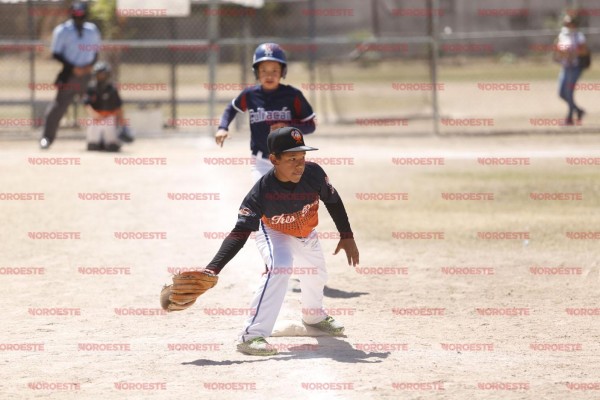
[207,0,220,130]
[27,0,36,123]
[308,0,316,107]
[237,15,250,131]
[371,0,380,38]
[427,0,440,136]
[169,17,177,128]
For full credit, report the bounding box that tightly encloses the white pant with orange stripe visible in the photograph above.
[238,224,328,342]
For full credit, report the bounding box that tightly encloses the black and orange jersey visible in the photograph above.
[236,162,342,237]
[84,81,122,113]
[206,162,353,273]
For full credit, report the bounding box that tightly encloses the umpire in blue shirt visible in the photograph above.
[40,2,102,149]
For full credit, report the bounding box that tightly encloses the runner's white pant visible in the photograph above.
[250,152,273,182]
[239,225,328,342]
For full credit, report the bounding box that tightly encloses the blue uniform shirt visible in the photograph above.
[51,20,101,67]
[231,84,316,156]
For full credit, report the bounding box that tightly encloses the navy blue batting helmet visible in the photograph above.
[252,43,287,79]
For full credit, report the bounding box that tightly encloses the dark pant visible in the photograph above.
[558,66,583,121]
[42,73,91,143]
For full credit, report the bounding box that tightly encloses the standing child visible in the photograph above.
[83,61,133,152]
[215,43,316,182]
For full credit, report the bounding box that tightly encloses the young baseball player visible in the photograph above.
[83,61,133,151]
[215,43,316,182]
[206,127,358,356]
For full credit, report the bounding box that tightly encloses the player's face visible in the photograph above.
[272,151,306,183]
[257,61,282,91]
[95,71,109,83]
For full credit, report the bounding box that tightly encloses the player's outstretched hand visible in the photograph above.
[215,129,229,147]
[334,238,359,267]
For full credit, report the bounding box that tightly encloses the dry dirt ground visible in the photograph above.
[2,131,600,400]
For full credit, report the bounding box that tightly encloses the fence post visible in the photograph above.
[207,0,220,129]
[427,0,441,136]
[307,0,316,108]
[169,17,177,128]
[27,0,36,123]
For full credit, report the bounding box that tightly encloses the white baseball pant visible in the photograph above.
[85,116,119,146]
[239,224,328,342]
[250,151,273,183]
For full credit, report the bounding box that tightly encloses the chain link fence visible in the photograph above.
[0,0,599,137]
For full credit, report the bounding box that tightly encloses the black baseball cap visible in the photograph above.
[268,127,318,154]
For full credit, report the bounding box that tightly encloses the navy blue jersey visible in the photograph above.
[236,162,339,238]
[231,84,315,156]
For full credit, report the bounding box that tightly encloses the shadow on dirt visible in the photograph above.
[290,284,369,299]
[183,336,389,366]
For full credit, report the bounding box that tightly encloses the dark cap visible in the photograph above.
[71,2,88,18]
[268,127,318,154]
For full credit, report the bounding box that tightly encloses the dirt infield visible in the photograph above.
[2,132,600,399]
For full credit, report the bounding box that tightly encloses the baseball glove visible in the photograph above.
[160,269,218,312]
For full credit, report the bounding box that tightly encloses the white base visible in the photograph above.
[271,319,330,337]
